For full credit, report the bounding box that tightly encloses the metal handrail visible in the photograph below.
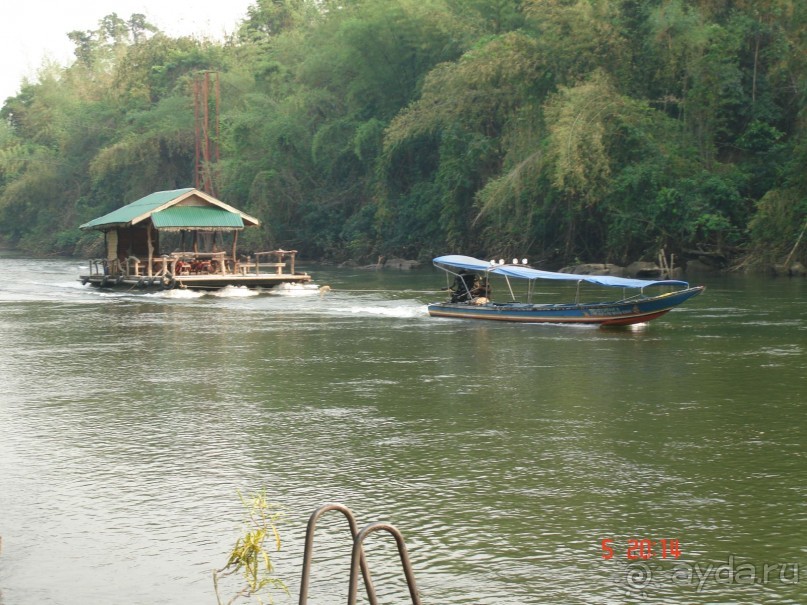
[298,503,378,605]
[347,522,421,605]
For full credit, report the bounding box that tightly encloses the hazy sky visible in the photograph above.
[0,0,255,102]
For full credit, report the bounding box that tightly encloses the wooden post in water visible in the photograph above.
[658,248,672,278]
[232,231,238,272]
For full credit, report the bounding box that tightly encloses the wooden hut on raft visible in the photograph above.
[78,187,311,290]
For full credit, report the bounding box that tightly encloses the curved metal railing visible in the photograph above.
[298,503,421,605]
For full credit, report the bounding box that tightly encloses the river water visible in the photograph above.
[0,253,804,604]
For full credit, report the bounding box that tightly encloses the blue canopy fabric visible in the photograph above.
[433,255,689,289]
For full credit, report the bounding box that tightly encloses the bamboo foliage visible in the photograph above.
[385,32,545,150]
[544,71,619,204]
[0,0,805,265]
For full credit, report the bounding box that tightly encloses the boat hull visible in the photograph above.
[427,286,705,326]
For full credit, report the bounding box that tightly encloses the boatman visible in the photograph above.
[445,269,476,303]
[471,276,491,299]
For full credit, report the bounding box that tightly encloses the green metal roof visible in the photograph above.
[151,206,244,230]
[79,188,260,231]
[80,188,194,230]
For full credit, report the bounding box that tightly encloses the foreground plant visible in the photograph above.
[213,490,287,605]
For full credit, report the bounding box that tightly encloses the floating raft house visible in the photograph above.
[78,187,311,290]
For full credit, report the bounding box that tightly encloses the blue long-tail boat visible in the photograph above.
[428,255,704,327]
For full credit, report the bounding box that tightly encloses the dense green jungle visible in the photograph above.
[0,0,805,270]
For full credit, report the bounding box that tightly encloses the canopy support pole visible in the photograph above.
[505,275,516,301]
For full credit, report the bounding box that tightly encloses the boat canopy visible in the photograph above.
[433,255,689,289]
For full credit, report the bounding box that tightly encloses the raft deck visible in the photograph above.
[80,250,311,291]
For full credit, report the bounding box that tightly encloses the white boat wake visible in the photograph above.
[348,304,429,319]
[269,283,323,297]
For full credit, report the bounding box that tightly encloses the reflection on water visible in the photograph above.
[0,255,804,604]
